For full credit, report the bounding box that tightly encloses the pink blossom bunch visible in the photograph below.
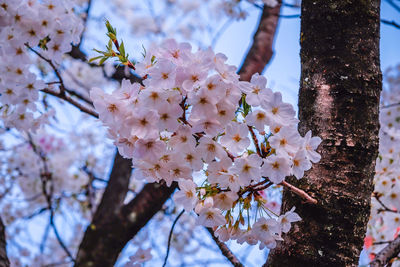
[91,38,322,248]
[365,65,400,260]
[0,0,83,131]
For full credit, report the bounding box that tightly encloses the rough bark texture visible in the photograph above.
[266,1,382,266]
[238,2,281,81]
[0,217,9,267]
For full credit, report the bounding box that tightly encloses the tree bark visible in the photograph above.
[266,1,382,266]
[0,217,9,267]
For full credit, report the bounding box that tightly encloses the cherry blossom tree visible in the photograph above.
[0,0,399,266]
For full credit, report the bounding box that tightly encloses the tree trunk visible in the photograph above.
[0,217,9,267]
[266,1,382,266]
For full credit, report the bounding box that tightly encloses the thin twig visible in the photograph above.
[28,134,76,262]
[381,19,400,30]
[64,87,93,106]
[162,210,185,267]
[281,181,317,204]
[381,102,400,109]
[282,1,300,8]
[26,44,66,95]
[63,69,94,105]
[40,220,51,252]
[374,193,399,214]
[79,0,93,47]
[46,81,61,85]
[238,179,272,198]
[374,240,393,245]
[41,88,98,118]
[49,207,75,261]
[0,184,13,200]
[206,227,244,267]
[278,14,300,18]
[23,207,49,220]
[211,18,234,48]
[386,0,400,13]
[253,182,274,192]
[27,44,98,118]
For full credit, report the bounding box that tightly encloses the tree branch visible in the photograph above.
[370,235,400,267]
[206,227,244,267]
[162,210,185,267]
[280,181,317,205]
[26,44,66,95]
[41,88,98,118]
[49,208,75,262]
[75,151,178,266]
[385,0,400,13]
[238,2,282,82]
[78,0,93,48]
[381,19,400,29]
[26,45,99,118]
[374,193,399,214]
[28,134,76,262]
[381,102,400,109]
[282,1,300,8]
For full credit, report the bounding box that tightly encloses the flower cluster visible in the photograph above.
[0,0,83,131]
[365,65,400,261]
[5,131,89,205]
[91,37,321,248]
[0,124,112,264]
